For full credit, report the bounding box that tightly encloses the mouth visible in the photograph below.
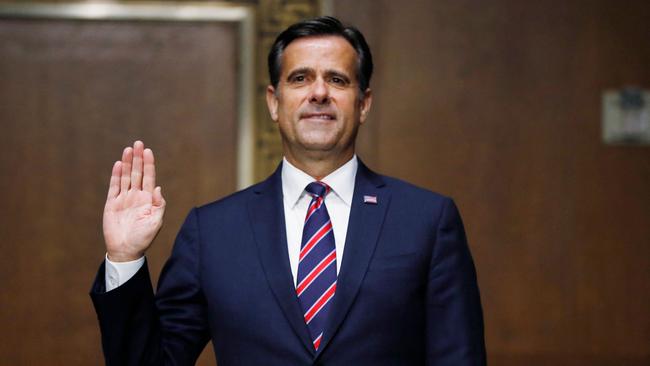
[300,113,336,121]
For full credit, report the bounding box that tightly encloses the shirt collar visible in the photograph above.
[281,155,358,208]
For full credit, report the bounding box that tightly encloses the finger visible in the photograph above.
[142,148,156,193]
[131,141,144,190]
[107,161,122,199]
[152,186,165,207]
[152,187,166,226]
[120,147,133,192]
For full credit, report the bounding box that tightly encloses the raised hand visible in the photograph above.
[103,141,166,262]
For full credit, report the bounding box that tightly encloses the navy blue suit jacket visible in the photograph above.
[91,161,486,365]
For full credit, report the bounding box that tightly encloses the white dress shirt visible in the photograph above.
[105,156,358,291]
[281,156,356,284]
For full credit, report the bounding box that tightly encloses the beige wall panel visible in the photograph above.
[333,0,650,364]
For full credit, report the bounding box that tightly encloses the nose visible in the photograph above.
[309,77,330,104]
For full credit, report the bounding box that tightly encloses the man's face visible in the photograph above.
[266,36,372,164]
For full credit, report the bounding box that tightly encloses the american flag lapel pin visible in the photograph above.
[363,195,378,204]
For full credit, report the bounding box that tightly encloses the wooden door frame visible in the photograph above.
[0,1,257,188]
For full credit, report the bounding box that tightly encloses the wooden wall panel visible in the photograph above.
[0,18,238,364]
[333,0,650,364]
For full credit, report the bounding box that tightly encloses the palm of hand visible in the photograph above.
[103,141,165,262]
[104,188,164,260]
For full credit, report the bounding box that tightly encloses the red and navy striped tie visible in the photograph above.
[296,181,337,351]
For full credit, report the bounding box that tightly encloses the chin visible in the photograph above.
[300,142,338,152]
[296,133,339,149]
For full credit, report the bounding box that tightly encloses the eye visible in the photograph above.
[289,74,306,83]
[329,75,349,86]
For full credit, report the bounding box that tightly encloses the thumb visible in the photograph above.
[153,186,165,208]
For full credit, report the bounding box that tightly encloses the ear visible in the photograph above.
[359,88,373,124]
[266,85,279,122]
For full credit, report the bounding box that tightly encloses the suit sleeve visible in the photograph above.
[90,208,210,366]
[426,198,486,365]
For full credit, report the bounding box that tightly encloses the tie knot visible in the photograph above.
[305,181,330,198]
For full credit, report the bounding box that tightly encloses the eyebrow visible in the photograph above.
[286,67,313,81]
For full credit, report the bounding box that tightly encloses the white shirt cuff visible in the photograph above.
[104,254,145,292]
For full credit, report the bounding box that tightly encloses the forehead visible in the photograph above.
[281,35,357,75]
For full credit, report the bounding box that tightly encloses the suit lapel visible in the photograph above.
[317,161,391,355]
[246,165,315,355]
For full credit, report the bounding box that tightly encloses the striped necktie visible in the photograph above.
[296,181,337,351]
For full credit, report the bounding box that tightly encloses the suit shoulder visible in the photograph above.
[380,174,452,206]
[375,173,463,226]
[193,181,261,216]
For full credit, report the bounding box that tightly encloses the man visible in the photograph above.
[91,16,486,365]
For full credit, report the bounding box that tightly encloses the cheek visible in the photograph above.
[334,93,360,113]
[339,103,360,122]
[279,98,302,117]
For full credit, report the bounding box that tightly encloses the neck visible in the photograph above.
[284,150,354,180]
